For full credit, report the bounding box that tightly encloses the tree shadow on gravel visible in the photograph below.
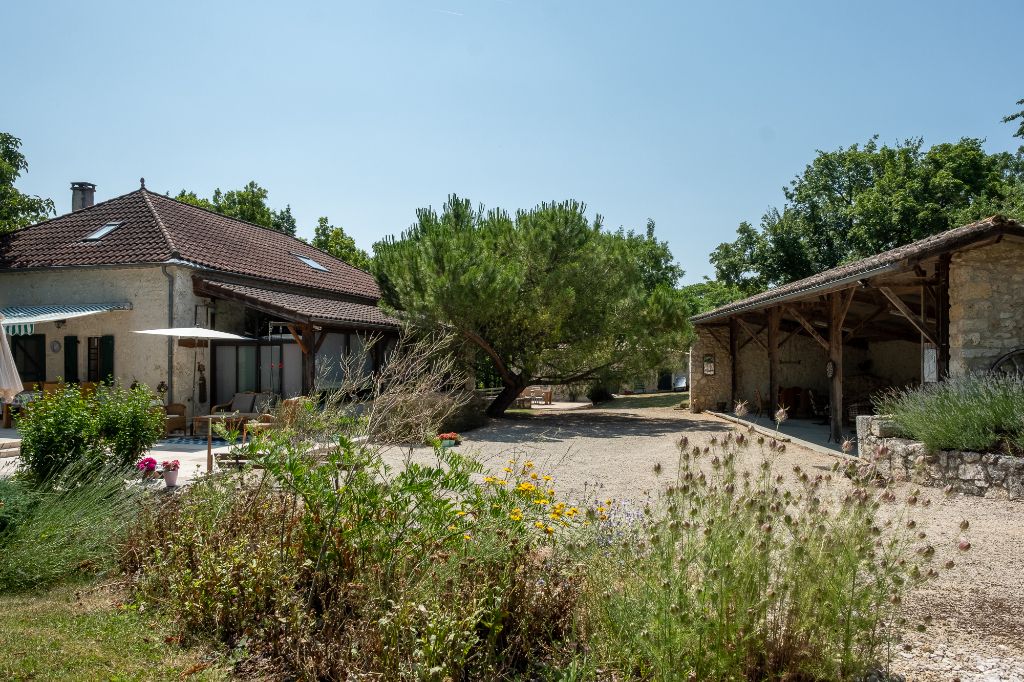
[471,411,725,445]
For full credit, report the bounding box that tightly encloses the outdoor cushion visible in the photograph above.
[229,393,256,413]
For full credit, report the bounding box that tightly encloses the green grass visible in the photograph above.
[0,584,229,681]
[600,391,688,410]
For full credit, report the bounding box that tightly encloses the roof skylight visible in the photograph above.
[295,254,329,272]
[83,221,122,241]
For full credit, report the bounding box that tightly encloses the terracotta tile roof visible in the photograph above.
[0,187,381,301]
[197,279,399,329]
[692,215,1024,324]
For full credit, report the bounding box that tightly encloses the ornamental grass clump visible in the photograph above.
[581,432,950,681]
[874,373,1024,453]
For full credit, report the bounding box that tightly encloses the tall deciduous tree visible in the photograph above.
[374,195,690,416]
[0,132,54,235]
[174,181,296,235]
[710,136,1023,291]
[311,217,372,270]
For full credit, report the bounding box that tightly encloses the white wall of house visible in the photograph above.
[0,264,228,416]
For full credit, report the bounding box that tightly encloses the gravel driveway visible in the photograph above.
[381,402,1024,682]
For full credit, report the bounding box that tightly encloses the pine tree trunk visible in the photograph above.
[486,377,527,417]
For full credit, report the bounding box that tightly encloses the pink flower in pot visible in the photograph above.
[161,459,181,487]
[136,456,158,480]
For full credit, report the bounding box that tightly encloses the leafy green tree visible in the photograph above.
[681,279,746,316]
[0,132,54,235]
[1004,98,1024,141]
[173,181,296,235]
[311,217,372,270]
[374,195,690,416]
[710,136,1023,290]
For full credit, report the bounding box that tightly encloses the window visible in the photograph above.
[12,334,46,385]
[83,221,122,241]
[87,335,114,382]
[294,254,329,272]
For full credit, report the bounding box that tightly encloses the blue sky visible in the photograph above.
[4,0,1022,282]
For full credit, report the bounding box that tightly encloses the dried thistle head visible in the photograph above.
[774,406,789,424]
[733,400,749,418]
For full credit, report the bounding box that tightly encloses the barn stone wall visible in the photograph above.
[949,239,1024,375]
[689,325,731,412]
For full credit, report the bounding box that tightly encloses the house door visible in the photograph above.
[11,333,46,385]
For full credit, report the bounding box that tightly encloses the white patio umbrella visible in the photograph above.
[134,327,249,426]
[0,314,25,402]
[133,327,247,340]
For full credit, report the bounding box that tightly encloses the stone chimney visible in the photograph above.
[71,182,96,211]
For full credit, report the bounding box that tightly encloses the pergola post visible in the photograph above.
[729,317,738,407]
[767,307,781,415]
[936,254,951,378]
[829,293,844,442]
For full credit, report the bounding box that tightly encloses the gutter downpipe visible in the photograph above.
[162,265,175,402]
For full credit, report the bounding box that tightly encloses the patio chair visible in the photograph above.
[242,396,306,443]
[163,403,187,437]
[807,389,829,425]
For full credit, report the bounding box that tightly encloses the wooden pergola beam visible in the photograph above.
[783,305,829,351]
[878,286,938,346]
[844,303,887,341]
[735,317,768,353]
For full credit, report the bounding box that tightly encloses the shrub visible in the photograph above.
[123,439,582,678]
[0,478,38,536]
[17,384,101,480]
[0,461,142,592]
[95,384,166,466]
[17,382,164,479]
[580,433,942,680]
[587,383,614,404]
[874,374,1024,453]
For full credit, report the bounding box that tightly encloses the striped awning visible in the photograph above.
[1,302,132,336]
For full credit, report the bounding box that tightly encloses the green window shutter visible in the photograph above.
[99,335,115,382]
[64,335,80,383]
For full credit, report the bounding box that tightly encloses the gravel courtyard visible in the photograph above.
[382,397,1024,682]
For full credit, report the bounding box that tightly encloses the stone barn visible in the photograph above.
[688,215,1024,442]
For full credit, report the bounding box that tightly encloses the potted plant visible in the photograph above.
[136,456,158,481]
[438,432,461,448]
[161,459,181,487]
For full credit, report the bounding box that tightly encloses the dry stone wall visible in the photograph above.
[856,415,1024,500]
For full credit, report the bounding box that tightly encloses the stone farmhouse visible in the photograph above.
[688,215,1024,442]
[0,180,398,419]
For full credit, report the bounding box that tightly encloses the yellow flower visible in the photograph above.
[530,472,539,480]
[455,511,466,517]
[484,476,496,483]
[517,482,536,492]
[512,507,523,514]
[597,506,606,513]
[545,526,554,534]
[503,467,512,473]
[605,498,612,505]
[543,475,552,481]
[496,479,508,486]
[463,534,472,540]
[549,512,561,520]
[533,498,549,506]
[599,513,608,521]
[547,488,556,497]
[508,458,516,464]
[448,525,457,531]
[510,513,523,522]
[534,521,545,529]
[525,460,535,468]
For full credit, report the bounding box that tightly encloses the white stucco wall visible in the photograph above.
[0,264,217,413]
